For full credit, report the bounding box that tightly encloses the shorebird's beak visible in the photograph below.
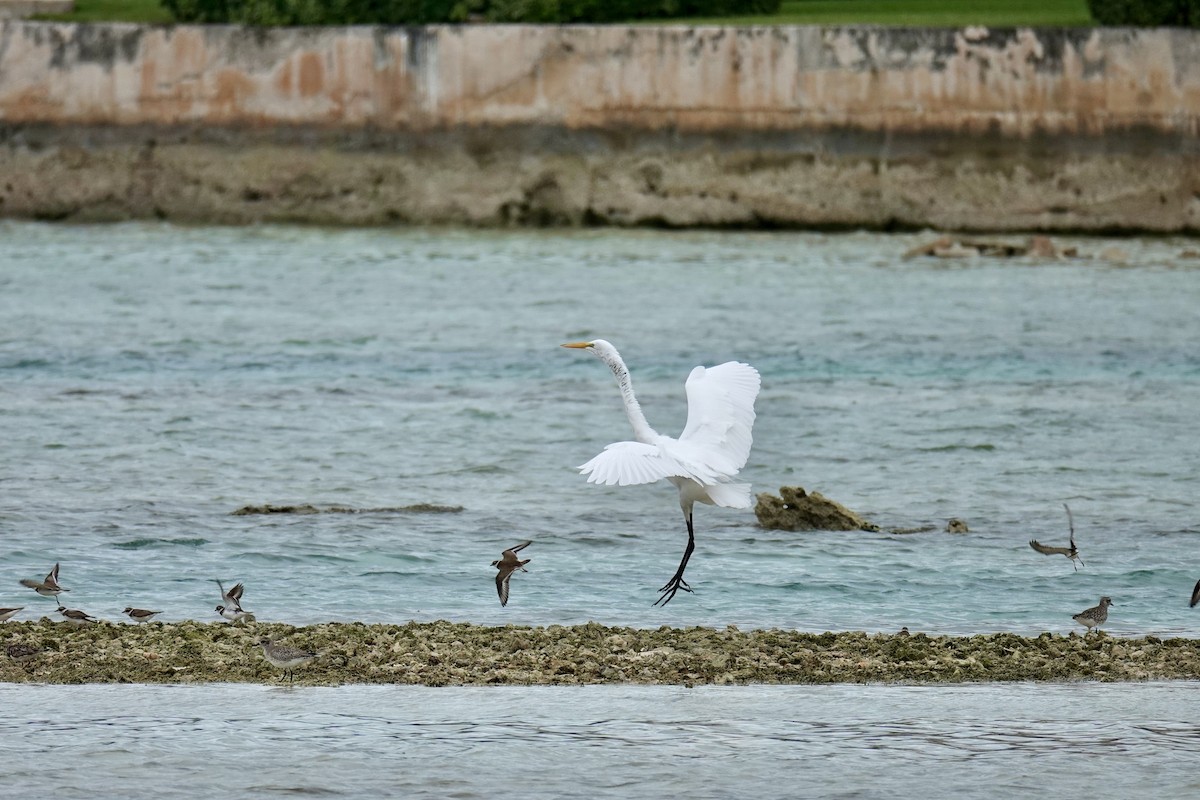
[560,341,593,349]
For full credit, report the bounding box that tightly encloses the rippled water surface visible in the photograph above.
[2,223,1200,795]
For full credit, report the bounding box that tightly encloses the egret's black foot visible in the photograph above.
[653,574,694,606]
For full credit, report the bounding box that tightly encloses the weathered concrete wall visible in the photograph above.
[1,21,1199,231]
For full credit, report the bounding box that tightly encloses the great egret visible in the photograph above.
[562,339,760,605]
[1028,504,1084,570]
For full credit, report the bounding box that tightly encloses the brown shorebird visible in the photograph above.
[0,607,24,623]
[563,339,760,606]
[1029,504,1084,570]
[20,562,68,601]
[1072,596,1113,633]
[57,606,97,626]
[123,607,162,624]
[6,643,40,663]
[258,637,318,683]
[492,541,531,607]
[1190,579,1200,609]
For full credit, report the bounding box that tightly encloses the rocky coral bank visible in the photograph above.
[4,620,1199,686]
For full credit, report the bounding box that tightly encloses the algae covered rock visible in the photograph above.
[755,486,880,532]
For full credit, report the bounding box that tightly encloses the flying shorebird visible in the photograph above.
[1190,579,1200,609]
[258,637,317,683]
[20,562,68,601]
[56,606,97,626]
[1072,596,1113,634]
[123,607,162,624]
[1028,504,1085,570]
[0,607,24,623]
[491,541,531,607]
[214,579,252,620]
[563,339,760,606]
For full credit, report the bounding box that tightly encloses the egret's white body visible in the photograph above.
[563,339,760,605]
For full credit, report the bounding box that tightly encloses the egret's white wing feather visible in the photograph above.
[678,361,760,476]
[579,441,676,486]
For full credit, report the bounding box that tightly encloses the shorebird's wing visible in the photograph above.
[19,578,41,590]
[508,541,532,554]
[228,582,245,605]
[49,563,60,584]
[578,441,678,486]
[1063,504,1077,549]
[678,361,761,477]
[1029,540,1069,556]
[496,570,511,607]
[1191,579,1200,609]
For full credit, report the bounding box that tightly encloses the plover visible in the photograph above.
[0,607,24,623]
[6,643,40,663]
[56,606,97,626]
[20,562,68,601]
[491,540,532,607]
[1190,579,1200,609]
[1029,504,1085,570]
[123,607,162,624]
[562,339,760,606]
[215,579,252,621]
[258,637,317,683]
[1072,596,1113,633]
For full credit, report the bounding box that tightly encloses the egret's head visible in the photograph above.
[561,339,616,359]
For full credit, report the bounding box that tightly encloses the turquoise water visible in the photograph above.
[2,223,1200,795]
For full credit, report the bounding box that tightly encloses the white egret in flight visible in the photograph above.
[562,339,760,605]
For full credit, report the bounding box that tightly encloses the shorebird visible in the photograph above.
[563,339,760,606]
[6,643,40,663]
[1190,579,1200,609]
[1028,504,1084,570]
[258,637,317,683]
[123,607,162,624]
[214,579,252,621]
[1072,596,1113,634]
[56,606,97,626]
[492,541,531,607]
[0,607,24,623]
[20,562,68,601]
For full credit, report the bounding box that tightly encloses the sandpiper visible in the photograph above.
[492,540,531,607]
[123,607,162,624]
[6,643,40,663]
[1072,596,1113,633]
[0,607,24,623]
[258,637,317,683]
[1190,579,1200,609]
[20,562,68,601]
[1028,504,1085,570]
[57,606,97,626]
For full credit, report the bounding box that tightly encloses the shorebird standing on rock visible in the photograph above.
[57,606,98,626]
[123,607,162,624]
[258,637,318,683]
[492,541,531,607]
[0,607,24,623]
[1029,504,1085,570]
[1072,596,1112,634]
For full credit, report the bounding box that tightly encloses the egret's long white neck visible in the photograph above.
[596,345,657,444]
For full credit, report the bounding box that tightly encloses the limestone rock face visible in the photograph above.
[754,486,879,532]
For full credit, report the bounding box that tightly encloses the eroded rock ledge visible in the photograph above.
[3,620,1198,686]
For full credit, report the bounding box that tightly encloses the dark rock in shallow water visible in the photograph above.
[755,486,880,532]
[232,503,464,515]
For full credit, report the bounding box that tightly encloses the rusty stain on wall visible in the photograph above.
[1,21,1198,136]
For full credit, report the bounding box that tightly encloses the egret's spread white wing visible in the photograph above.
[579,441,677,486]
[678,361,760,477]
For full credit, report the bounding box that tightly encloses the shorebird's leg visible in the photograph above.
[654,513,696,607]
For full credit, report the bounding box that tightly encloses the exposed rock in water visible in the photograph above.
[232,503,464,515]
[945,518,970,533]
[903,235,1080,260]
[755,486,880,532]
[1,620,1198,686]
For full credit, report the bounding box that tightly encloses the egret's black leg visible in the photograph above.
[654,513,696,607]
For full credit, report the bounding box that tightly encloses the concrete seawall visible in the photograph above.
[1,21,1198,231]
